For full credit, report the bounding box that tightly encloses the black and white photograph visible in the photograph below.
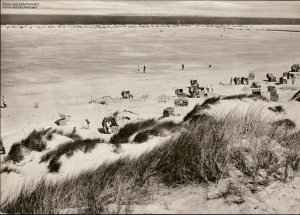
[1,0,300,213]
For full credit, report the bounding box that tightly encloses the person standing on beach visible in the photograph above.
[230,77,233,85]
[292,77,295,85]
[203,88,208,97]
[2,96,7,108]
[182,64,184,70]
[86,119,90,129]
[72,127,77,135]
[210,85,214,93]
[137,65,140,72]
[206,86,210,92]
[143,65,146,73]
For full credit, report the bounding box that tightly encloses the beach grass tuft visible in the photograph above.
[110,119,156,145]
[133,121,177,143]
[6,143,24,163]
[40,138,105,172]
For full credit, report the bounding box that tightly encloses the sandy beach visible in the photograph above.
[1,24,300,213]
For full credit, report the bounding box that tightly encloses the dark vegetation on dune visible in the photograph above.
[5,129,79,163]
[40,138,105,173]
[1,97,300,213]
[6,129,53,163]
[183,94,267,123]
[21,129,48,152]
[291,90,300,102]
[109,119,178,145]
[183,97,220,121]
[133,121,178,143]
[109,119,156,145]
[222,94,268,101]
[268,105,285,113]
[272,119,296,130]
[6,143,24,163]
[46,129,64,140]
[0,166,19,174]
[2,97,299,213]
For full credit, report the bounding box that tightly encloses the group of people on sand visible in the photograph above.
[204,85,214,96]
[76,112,120,134]
[137,63,187,73]
[102,111,119,134]
[137,65,146,73]
[201,85,214,97]
[138,63,214,73]
[61,112,120,138]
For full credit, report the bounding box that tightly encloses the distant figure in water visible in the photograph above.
[2,96,7,108]
[221,34,223,37]
[143,65,146,73]
[209,65,212,68]
[137,65,140,72]
[182,64,184,70]
[72,127,77,135]
[211,85,214,92]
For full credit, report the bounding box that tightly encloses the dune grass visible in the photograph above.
[0,165,19,174]
[6,143,24,163]
[272,118,296,130]
[268,105,285,113]
[133,121,178,143]
[45,129,64,140]
[40,138,105,173]
[21,129,47,152]
[109,119,156,145]
[222,94,268,101]
[291,90,300,101]
[5,129,82,164]
[1,101,299,213]
[183,97,220,121]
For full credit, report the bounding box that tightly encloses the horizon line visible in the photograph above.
[2,14,300,25]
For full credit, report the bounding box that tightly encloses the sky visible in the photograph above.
[1,1,300,18]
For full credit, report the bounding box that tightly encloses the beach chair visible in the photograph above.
[121,91,133,99]
[59,113,66,118]
[248,71,255,80]
[291,64,299,73]
[251,82,261,88]
[175,89,185,97]
[55,118,67,126]
[174,98,188,107]
[163,107,175,117]
[252,88,261,96]
[270,89,279,102]
[279,77,287,84]
[266,73,277,82]
[283,72,289,78]
[267,86,276,92]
